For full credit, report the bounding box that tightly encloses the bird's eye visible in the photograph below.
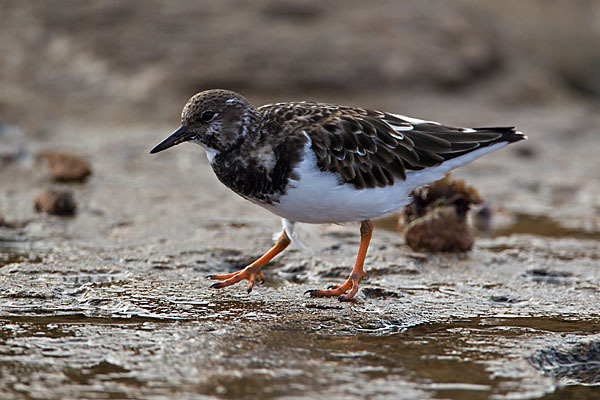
[201,111,216,122]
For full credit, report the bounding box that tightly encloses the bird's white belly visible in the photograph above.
[257,142,507,224]
[260,163,411,224]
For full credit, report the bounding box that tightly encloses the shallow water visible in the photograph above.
[495,213,600,242]
[375,212,600,242]
[0,311,598,399]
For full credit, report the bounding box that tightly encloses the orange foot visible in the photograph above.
[208,231,290,293]
[306,220,374,302]
[208,267,266,293]
[305,271,367,302]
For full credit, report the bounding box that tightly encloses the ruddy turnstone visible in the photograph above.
[151,89,525,301]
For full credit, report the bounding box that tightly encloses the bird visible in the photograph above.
[150,89,525,301]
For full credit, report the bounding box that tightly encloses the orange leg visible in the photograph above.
[306,220,373,302]
[208,230,291,293]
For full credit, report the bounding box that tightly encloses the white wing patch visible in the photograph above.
[389,113,441,125]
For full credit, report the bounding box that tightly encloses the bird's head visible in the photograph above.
[150,89,257,158]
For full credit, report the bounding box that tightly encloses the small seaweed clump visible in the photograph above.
[34,188,77,216]
[400,174,482,252]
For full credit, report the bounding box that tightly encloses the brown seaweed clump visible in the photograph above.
[34,188,77,216]
[400,174,482,252]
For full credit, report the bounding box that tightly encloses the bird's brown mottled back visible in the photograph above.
[259,102,522,190]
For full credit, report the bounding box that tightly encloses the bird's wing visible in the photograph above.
[291,103,522,189]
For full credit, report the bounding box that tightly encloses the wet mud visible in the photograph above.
[0,224,598,399]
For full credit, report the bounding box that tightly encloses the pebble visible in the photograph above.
[41,151,91,182]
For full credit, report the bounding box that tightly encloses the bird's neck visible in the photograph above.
[238,107,262,139]
[212,107,262,160]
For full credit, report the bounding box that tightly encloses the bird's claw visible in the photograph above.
[208,266,264,293]
[304,275,361,301]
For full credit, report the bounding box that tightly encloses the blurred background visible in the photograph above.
[2,0,600,128]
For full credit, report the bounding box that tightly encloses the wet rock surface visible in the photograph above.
[529,339,600,386]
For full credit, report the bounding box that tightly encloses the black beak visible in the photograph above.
[150,125,193,154]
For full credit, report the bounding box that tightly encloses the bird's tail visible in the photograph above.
[471,126,527,145]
